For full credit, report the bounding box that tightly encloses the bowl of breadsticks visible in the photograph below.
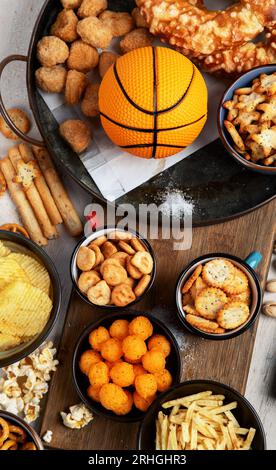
[218,65,276,174]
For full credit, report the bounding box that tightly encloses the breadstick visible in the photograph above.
[0,157,47,246]
[32,146,83,237]
[8,147,58,240]
[19,144,62,226]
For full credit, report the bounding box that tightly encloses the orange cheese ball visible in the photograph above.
[89,326,110,351]
[79,350,101,375]
[110,362,135,387]
[87,384,102,403]
[128,316,153,340]
[133,391,156,412]
[134,373,157,399]
[99,383,129,414]
[154,369,173,392]
[147,334,171,357]
[142,349,166,374]
[101,338,123,362]
[133,364,147,377]
[116,390,133,415]
[105,359,123,369]
[88,361,109,387]
[122,335,147,362]
[109,319,129,340]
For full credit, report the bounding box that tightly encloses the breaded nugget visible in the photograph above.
[88,361,109,387]
[102,263,128,287]
[99,11,134,37]
[133,391,156,412]
[99,383,129,414]
[128,316,153,340]
[87,384,102,403]
[109,319,129,340]
[59,119,91,153]
[87,280,111,306]
[131,251,153,275]
[37,36,69,66]
[77,17,113,49]
[111,283,136,307]
[110,251,128,268]
[88,326,110,351]
[78,0,107,18]
[110,362,135,387]
[51,9,78,42]
[81,83,100,117]
[0,108,30,141]
[122,335,147,363]
[67,40,99,73]
[101,338,123,362]
[99,51,118,78]
[79,349,101,375]
[142,349,165,374]
[133,364,147,377]
[65,70,88,105]
[135,373,157,399]
[131,7,148,28]
[154,369,172,392]
[76,246,95,270]
[101,241,118,258]
[61,0,82,8]
[148,334,171,358]
[120,28,153,54]
[35,65,67,93]
[78,270,101,293]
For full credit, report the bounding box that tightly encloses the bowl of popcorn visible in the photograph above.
[176,252,263,340]
[218,65,276,174]
[71,227,156,309]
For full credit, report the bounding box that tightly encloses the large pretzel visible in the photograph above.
[0,223,30,238]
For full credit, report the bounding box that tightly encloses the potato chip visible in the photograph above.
[0,257,29,289]
[8,253,51,294]
[0,332,22,351]
[0,240,10,257]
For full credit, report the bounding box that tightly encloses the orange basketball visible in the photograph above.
[99,46,208,159]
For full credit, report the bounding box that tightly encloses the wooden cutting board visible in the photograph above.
[40,200,275,450]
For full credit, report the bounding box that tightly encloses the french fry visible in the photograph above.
[227,421,239,450]
[161,415,169,450]
[209,402,237,415]
[190,419,198,450]
[242,428,256,450]
[220,425,233,450]
[162,391,212,408]
[185,401,196,425]
[225,410,240,427]
[181,421,190,444]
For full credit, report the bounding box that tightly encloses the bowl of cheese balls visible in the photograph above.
[71,227,156,309]
[72,313,181,422]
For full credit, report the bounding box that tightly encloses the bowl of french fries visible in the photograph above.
[137,380,266,450]
[218,64,276,174]
[0,231,61,367]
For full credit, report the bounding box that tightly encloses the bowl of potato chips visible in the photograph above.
[0,231,61,367]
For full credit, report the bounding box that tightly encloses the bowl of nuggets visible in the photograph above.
[176,253,262,340]
[0,410,44,450]
[0,231,61,367]
[137,380,266,450]
[72,313,181,422]
[218,65,276,174]
[71,227,156,309]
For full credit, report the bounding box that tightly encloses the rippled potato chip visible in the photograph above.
[0,240,10,257]
[8,253,51,294]
[0,257,29,289]
[0,332,22,351]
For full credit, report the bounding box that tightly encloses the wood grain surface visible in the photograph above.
[40,200,275,450]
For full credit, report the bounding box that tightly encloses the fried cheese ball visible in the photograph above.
[59,119,91,153]
[51,9,78,42]
[65,70,88,105]
[133,364,147,377]
[135,373,157,399]
[120,28,153,54]
[79,349,101,375]
[131,7,148,28]
[133,391,156,412]
[99,51,118,78]
[101,338,123,363]
[117,390,133,415]
[142,349,166,374]
[87,384,102,403]
[89,326,110,351]
[99,11,134,37]
[109,319,129,341]
[61,0,82,9]
[67,40,99,73]
[148,334,171,358]
[81,83,100,117]
[128,316,153,340]
[0,108,30,141]
[122,335,147,363]
[77,17,113,49]
[88,361,109,387]
[78,0,107,18]
[99,383,129,414]
[154,369,173,392]
[110,362,135,387]
[35,65,67,93]
[37,36,69,66]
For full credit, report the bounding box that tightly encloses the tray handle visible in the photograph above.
[0,54,44,147]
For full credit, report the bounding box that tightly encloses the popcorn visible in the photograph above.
[60,404,93,429]
[42,430,53,444]
[24,403,40,423]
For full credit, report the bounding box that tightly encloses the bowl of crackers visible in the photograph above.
[71,227,156,309]
[175,252,262,340]
[0,230,61,367]
[72,312,181,422]
[0,410,44,450]
[137,380,266,450]
[218,64,276,174]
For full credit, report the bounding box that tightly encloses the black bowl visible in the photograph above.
[72,311,181,422]
[0,410,44,450]
[70,226,157,310]
[0,230,61,367]
[175,252,262,341]
[137,380,266,450]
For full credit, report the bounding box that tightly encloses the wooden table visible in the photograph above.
[40,197,275,450]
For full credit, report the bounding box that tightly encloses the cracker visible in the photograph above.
[217,301,250,329]
[183,304,200,316]
[202,259,234,288]
[182,292,193,306]
[223,267,249,295]
[230,286,251,305]
[195,287,228,320]
[251,124,276,157]
[185,314,219,332]
[181,265,202,294]
[224,120,245,150]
